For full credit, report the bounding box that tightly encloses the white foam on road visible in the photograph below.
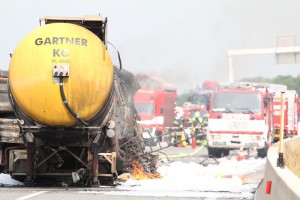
[104,157,266,199]
[0,157,266,199]
[0,173,23,186]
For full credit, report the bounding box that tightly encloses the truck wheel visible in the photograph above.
[207,147,214,157]
[208,147,222,158]
[257,143,268,158]
[222,148,230,156]
[272,137,279,143]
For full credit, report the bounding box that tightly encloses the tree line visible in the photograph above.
[240,75,300,95]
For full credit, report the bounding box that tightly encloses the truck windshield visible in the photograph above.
[212,92,262,114]
[135,102,155,115]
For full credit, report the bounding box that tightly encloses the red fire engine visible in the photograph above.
[206,83,273,158]
[272,90,298,141]
[134,74,177,142]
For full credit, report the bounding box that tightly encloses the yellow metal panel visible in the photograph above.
[9,23,113,126]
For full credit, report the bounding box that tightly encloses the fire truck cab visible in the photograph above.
[206,83,273,158]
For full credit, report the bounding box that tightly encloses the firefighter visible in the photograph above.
[182,114,193,145]
[173,112,192,146]
[192,111,205,127]
[192,111,207,144]
[173,112,184,147]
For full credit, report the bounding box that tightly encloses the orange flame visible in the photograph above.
[131,160,162,180]
[239,172,264,184]
[217,174,232,179]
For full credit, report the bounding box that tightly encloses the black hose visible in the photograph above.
[59,77,88,126]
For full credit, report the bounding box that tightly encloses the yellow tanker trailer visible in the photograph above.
[0,16,154,186]
[9,22,114,127]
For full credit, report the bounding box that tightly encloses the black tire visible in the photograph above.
[207,147,214,157]
[207,147,222,158]
[272,137,279,143]
[223,148,230,156]
[257,143,268,158]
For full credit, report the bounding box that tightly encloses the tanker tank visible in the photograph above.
[0,15,158,186]
[9,23,114,127]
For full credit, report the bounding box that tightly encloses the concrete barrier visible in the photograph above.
[255,137,300,200]
[284,137,300,178]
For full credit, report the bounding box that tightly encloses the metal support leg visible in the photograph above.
[24,132,34,184]
[91,133,100,186]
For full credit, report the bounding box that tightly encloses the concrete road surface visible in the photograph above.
[0,187,240,200]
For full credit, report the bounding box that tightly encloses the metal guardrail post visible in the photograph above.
[277,91,285,168]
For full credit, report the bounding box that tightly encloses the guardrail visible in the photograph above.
[255,136,300,200]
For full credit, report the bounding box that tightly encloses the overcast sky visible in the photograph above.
[1,0,300,92]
